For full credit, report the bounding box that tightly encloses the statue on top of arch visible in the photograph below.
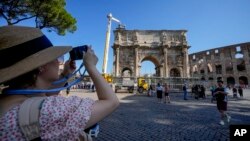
[161,32,168,46]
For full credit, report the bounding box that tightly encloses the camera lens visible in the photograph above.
[69,45,88,60]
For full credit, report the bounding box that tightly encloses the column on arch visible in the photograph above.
[182,46,190,77]
[163,46,169,77]
[134,46,139,77]
[115,47,120,76]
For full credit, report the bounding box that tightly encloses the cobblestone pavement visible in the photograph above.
[63,89,250,141]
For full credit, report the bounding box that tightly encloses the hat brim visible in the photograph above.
[0,46,72,84]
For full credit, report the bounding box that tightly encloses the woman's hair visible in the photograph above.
[3,69,40,90]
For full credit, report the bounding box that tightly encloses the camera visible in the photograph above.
[69,45,88,60]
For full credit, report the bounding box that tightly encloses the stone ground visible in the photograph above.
[62,89,250,141]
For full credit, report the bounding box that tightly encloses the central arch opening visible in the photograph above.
[140,56,160,77]
[140,61,155,77]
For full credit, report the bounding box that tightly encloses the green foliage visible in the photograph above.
[0,0,77,35]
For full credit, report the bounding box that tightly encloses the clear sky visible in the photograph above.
[1,0,250,75]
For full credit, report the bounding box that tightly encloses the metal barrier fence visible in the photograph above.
[112,76,201,91]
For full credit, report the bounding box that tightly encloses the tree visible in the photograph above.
[0,0,77,35]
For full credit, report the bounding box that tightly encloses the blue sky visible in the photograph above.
[1,0,250,75]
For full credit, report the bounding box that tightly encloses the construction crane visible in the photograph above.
[102,13,122,74]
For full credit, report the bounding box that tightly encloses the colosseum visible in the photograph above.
[189,42,250,88]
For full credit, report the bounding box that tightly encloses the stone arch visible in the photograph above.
[217,77,222,81]
[170,68,180,77]
[239,76,248,85]
[237,59,246,71]
[208,77,213,80]
[200,69,205,74]
[215,64,222,74]
[140,55,160,76]
[121,67,132,77]
[201,76,205,80]
[227,77,235,86]
[225,61,233,73]
[235,52,244,59]
[198,59,205,74]
[113,29,190,78]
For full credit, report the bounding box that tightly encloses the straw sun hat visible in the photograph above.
[0,25,72,84]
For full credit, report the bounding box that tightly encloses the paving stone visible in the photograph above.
[64,89,250,141]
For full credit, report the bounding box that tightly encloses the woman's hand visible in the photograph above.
[83,47,98,69]
[61,59,76,76]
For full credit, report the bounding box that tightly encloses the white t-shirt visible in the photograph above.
[156,86,163,91]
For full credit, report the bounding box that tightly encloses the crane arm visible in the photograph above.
[111,17,120,23]
[102,13,122,74]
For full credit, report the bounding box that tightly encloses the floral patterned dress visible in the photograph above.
[0,96,94,141]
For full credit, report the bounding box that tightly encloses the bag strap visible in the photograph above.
[18,97,46,141]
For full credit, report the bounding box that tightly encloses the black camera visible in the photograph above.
[69,45,88,60]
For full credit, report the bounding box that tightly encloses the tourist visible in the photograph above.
[232,86,238,99]
[183,83,188,100]
[238,86,243,98]
[164,83,171,103]
[156,83,163,102]
[214,80,231,125]
[0,26,119,140]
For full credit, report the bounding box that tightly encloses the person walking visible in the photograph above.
[214,80,231,125]
[194,85,199,100]
[156,83,163,103]
[232,86,238,99]
[148,84,153,96]
[183,83,188,100]
[210,85,216,103]
[238,86,243,98]
[201,85,206,99]
[164,83,171,103]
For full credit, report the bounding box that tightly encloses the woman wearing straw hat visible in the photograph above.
[0,26,119,140]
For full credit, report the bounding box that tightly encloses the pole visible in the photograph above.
[102,14,112,74]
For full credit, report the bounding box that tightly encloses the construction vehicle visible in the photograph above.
[137,78,149,93]
[102,73,113,83]
[113,77,135,93]
[113,77,148,93]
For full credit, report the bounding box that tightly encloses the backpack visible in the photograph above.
[18,97,92,141]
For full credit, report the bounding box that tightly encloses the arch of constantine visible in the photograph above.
[112,26,190,78]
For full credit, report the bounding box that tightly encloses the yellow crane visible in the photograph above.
[102,13,122,83]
